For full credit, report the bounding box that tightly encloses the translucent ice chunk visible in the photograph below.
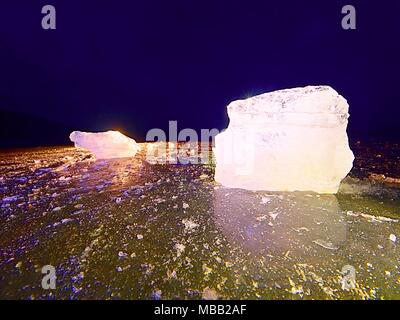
[214,86,354,193]
[69,130,140,159]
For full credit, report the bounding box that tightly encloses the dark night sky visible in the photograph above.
[0,0,399,147]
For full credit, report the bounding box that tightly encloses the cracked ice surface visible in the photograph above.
[0,143,399,299]
[70,131,140,159]
[215,86,355,193]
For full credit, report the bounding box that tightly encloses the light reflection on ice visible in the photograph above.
[213,188,347,259]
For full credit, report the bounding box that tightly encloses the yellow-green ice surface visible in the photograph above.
[0,143,399,299]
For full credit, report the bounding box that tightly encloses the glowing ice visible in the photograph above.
[214,86,354,194]
[69,131,140,159]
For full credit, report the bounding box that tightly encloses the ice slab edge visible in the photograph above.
[69,130,140,159]
[214,85,355,194]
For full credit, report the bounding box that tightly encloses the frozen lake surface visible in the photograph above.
[0,142,399,299]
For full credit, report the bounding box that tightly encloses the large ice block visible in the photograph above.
[214,86,354,193]
[69,130,140,159]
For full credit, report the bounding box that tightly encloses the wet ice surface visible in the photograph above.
[0,142,399,299]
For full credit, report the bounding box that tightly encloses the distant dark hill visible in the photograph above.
[0,109,74,149]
